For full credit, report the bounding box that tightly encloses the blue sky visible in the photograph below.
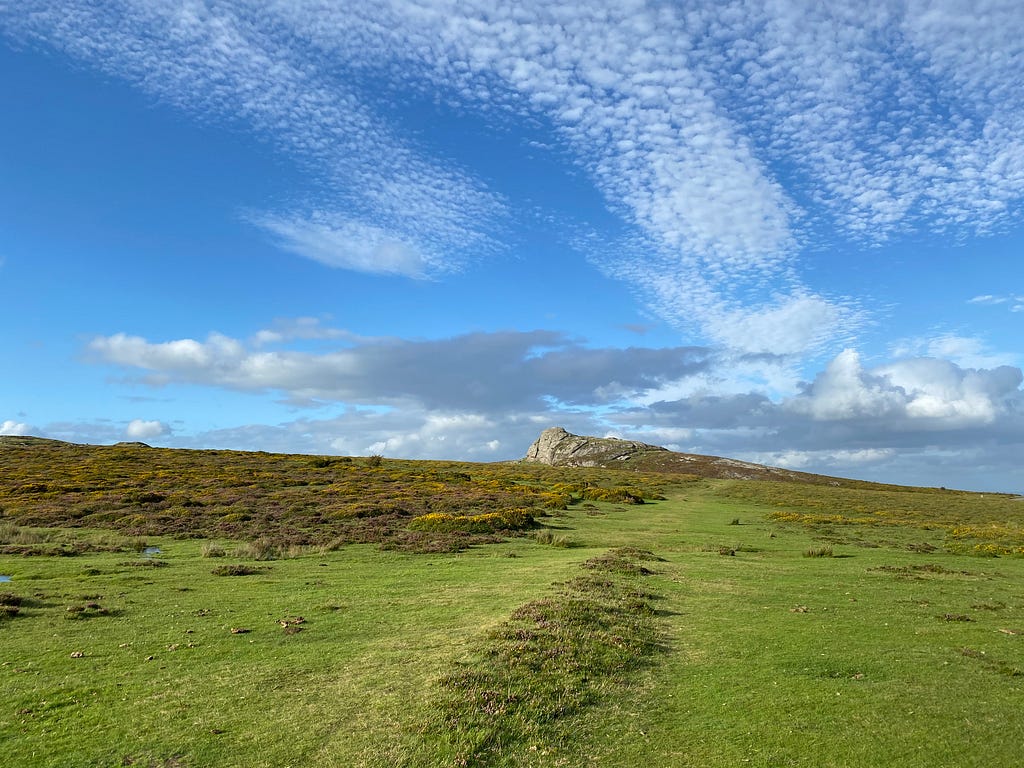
[2,1,1023,492]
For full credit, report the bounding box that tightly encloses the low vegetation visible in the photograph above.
[1,437,1023,766]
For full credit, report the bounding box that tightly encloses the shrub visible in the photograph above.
[408,508,536,534]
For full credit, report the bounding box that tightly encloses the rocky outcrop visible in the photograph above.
[523,427,667,468]
[522,426,859,485]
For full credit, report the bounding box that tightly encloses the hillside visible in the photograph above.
[2,435,1024,767]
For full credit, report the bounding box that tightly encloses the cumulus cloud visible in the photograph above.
[607,347,1024,490]
[0,420,33,436]
[791,349,1023,427]
[125,419,169,440]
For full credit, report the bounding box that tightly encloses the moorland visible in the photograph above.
[1,435,1023,767]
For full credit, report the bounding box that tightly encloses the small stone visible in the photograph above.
[70,651,85,658]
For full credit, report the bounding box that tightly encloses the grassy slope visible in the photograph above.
[2,446,1024,767]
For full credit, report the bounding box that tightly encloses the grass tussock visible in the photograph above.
[210,564,263,576]
[531,529,577,548]
[200,542,226,558]
[804,545,834,558]
[425,547,666,765]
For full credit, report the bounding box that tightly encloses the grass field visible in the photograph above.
[2,441,1023,766]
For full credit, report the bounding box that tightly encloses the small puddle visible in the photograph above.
[0,575,11,582]
[142,547,162,557]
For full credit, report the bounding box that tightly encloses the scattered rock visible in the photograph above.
[790,605,810,613]
[70,651,85,658]
[230,627,250,634]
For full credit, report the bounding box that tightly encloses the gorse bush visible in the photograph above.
[408,508,536,534]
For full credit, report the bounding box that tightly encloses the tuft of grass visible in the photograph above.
[531,529,576,548]
[200,542,227,558]
[804,545,834,558]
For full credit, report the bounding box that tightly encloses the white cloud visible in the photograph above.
[890,333,1018,369]
[791,348,1022,427]
[251,317,352,347]
[125,419,169,440]
[252,214,430,278]
[789,349,905,420]
[0,420,32,436]
[750,447,896,470]
[968,293,1024,313]
[9,2,1024,352]
[3,0,504,278]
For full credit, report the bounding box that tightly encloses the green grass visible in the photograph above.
[2,443,1024,766]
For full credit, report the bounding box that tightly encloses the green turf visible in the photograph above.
[2,451,1023,767]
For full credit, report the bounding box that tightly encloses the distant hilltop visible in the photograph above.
[523,426,856,485]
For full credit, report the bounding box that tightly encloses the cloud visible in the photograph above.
[250,317,353,347]
[607,347,1024,490]
[3,0,504,278]
[969,295,1008,305]
[8,2,1024,352]
[251,214,430,278]
[125,419,169,440]
[968,293,1024,313]
[0,420,33,436]
[88,327,712,411]
[890,333,1019,369]
[791,349,1023,427]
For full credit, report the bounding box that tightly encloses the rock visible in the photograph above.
[523,427,666,468]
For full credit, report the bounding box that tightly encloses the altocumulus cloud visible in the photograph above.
[7,1,1024,351]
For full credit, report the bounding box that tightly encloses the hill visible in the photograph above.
[2,435,1024,766]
